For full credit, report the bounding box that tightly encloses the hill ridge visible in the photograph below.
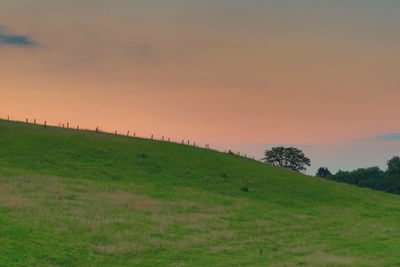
[0,116,257,160]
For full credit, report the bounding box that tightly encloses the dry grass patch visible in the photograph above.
[0,184,9,191]
[0,195,25,208]
[92,242,145,255]
[294,253,381,266]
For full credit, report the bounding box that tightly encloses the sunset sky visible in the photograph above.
[1,0,399,174]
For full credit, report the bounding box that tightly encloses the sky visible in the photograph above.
[1,0,399,174]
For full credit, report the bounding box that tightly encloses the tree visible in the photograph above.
[316,167,331,178]
[262,146,311,172]
[387,156,400,174]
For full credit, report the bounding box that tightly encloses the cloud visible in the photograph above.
[0,27,38,47]
[375,133,400,141]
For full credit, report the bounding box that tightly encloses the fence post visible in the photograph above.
[44,121,47,128]
[151,134,153,140]
[77,125,79,130]
[115,130,117,135]
[96,126,99,132]
[168,137,170,142]
[194,142,196,147]
[26,118,28,124]
[127,131,130,137]
[34,119,36,125]
[162,135,164,141]
[7,116,9,121]
[187,140,190,145]
[67,123,69,129]
[182,140,184,144]
[134,133,136,138]
[62,123,65,128]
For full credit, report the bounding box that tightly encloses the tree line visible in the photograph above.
[316,156,400,194]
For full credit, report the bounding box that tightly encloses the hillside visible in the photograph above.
[1,120,400,266]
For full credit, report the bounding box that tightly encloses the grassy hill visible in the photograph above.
[1,120,400,266]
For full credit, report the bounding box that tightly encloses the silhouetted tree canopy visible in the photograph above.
[262,146,311,172]
[316,167,332,178]
[387,156,400,174]
[329,167,384,186]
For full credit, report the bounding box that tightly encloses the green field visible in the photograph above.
[1,120,400,266]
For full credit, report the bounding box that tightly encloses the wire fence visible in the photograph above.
[0,114,259,161]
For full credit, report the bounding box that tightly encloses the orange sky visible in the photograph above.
[1,0,399,172]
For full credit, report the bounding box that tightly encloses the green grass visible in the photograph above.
[1,120,400,266]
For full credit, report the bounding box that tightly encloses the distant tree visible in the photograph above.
[387,156,400,174]
[262,146,311,172]
[316,167,332,178]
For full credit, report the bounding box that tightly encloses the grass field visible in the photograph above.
[1,120,400,266]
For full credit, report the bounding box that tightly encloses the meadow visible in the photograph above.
[1,120,400,266]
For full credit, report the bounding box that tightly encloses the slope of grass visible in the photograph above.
[0,120,400,266]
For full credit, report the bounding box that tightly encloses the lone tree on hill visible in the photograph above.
[262,146,311,172]
[316,167,332,178]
